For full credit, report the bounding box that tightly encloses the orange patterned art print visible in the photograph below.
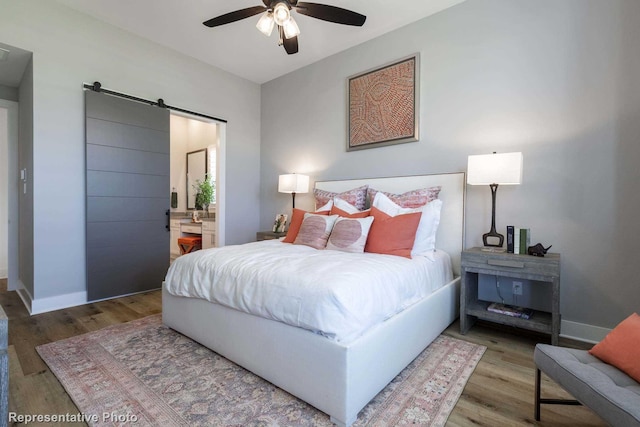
[348,54,419,151]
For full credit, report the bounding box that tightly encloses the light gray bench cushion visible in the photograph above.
[535,344,640,426]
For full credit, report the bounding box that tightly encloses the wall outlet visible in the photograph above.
[513,281,523,296]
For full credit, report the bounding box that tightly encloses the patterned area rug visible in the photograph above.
[37,315,485,426]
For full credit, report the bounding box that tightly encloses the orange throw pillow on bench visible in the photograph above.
[282,208,330,243]
[589,312,640,383]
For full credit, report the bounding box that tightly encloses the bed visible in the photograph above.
[162,172,465,426]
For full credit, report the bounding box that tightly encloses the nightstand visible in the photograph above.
[460,247,561,345]
[256,231,287,241]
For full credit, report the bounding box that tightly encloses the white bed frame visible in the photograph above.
[163,172,465,426]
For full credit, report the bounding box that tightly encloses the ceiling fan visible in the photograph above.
[203,1,366,55]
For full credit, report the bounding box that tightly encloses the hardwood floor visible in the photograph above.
[0,278,606,426]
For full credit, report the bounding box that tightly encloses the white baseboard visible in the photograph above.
[30,291,88,315]
[561,319,611,344]
[15,284,32,313]
[16,285,88,315]
[0,269,6,279]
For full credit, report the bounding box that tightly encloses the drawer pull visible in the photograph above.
[487,259,524,268]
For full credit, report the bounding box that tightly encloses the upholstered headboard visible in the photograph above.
[315,172,465,276]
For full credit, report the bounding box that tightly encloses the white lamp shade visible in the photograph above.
[282,15,300,39]
[467,152,523,185]
[273,2,290,26]
[256,12,275,37]
[278,174,309,193]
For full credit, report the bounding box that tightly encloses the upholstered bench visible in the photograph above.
[534,343,640,426]
[178,236,202,255]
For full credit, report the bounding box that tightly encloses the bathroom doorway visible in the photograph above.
[169,113,225,257]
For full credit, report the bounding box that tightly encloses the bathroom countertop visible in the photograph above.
[170,212,216,221]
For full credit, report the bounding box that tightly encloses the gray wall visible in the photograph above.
[0,85,18,102]
[261,0,640,331]
[0,0,261,303]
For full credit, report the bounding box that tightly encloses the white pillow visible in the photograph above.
[372,192,442,260]
[332,197,360,214]
[411,199,442,258]
[316,199,333,212]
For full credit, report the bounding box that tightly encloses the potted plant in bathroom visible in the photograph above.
[194,174,215,218]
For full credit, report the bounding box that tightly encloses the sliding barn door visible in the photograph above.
[85,90,170,301]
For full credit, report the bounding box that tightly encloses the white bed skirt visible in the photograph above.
[162,276,460,426]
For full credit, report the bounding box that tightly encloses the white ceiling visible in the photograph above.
[54,0,466,84]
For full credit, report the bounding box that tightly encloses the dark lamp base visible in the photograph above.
[483,230,504,248]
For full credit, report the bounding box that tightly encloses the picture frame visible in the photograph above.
[273,214,288,233]
[347,54,420,151]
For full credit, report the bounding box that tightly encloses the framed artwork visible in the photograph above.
[273,214,288,233]
[347,54,420,151]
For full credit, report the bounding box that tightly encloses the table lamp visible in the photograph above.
[467,152,523,248]
[278,173,309,209]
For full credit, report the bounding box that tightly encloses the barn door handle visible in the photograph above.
[166,210,170,231]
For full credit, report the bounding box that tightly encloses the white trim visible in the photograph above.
[0,269,6,279]
[15,283,32,313]
[561,319,611,344]
[216,123,226,247]
[28,291,88,315]
[0,100,18,291]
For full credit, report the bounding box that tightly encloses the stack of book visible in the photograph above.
[506,226,530,254]
[487,302,534,319]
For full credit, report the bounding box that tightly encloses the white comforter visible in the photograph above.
[164,240,453,344]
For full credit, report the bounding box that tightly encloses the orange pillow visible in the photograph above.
[589,313,640,383]
[364,207,422,258]
[330,206,371,218]
[282,208,329,243]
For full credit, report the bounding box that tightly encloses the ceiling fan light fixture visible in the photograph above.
[282,16,300,39]
[256,12,275,36]
[273,2,290,26]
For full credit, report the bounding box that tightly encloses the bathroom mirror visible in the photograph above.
[186,149,207,210]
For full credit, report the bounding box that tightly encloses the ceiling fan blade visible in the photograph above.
[203,6,267,28]
[283,35,299,55]
[262,0,270,6]
[294,2,366,26]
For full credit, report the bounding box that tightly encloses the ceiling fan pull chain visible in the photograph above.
[278,25,284,46]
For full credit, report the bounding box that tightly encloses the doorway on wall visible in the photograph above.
[0,100,18,290]
[0,107,8,280]
[1,41,31,294]
[169,113,225,259]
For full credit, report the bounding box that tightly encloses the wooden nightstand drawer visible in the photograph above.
[462,250,560,279]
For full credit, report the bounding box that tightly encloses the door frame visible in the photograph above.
[0,99,18,290]
[170,112,226,247]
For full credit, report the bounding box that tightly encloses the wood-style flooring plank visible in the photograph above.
[443,321,607,427]
[0,285,608,426]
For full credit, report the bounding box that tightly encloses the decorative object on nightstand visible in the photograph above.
[278,173,309,209]
[528,243,552,257]
[273,214,288,233]
[460,247,561,345]
[467,152,523,248]
[257,231,287,241]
